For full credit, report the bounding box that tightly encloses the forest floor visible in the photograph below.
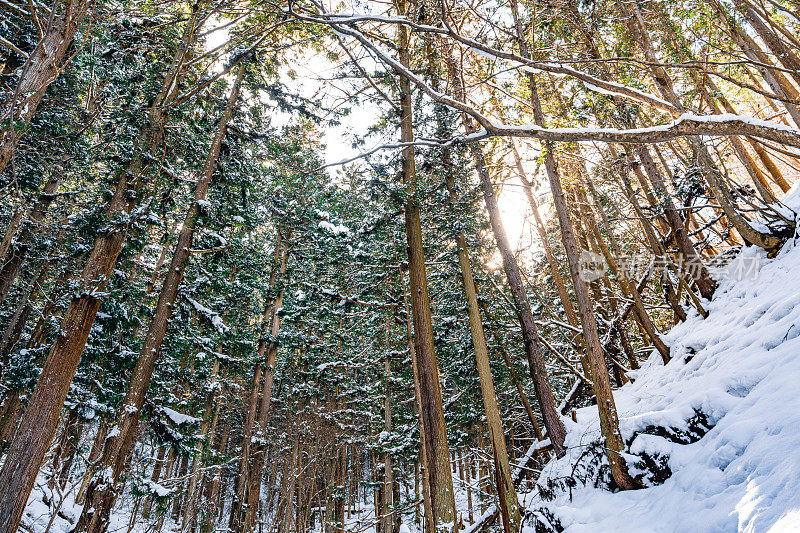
[522,207,800,531]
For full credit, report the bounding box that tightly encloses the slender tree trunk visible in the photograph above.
[201,417,229,532]
[443,174,521,531]
[0,261,48,361]
[507,0,639,488]
[574,184,671,363]
[735,0,800,87]
[331,446,346,533]
[636,146,717,299]
[444,42,567,458]
[0,175,60,304]
[480,301,545,438]
[230,361,262,531]
[382,300,395,533]
[546,145,639,489]
[724,11,800,125]
[182,359,221,531]
[243,229,291,531]
[394,3,456,529]
[228,231,288,533]
[510,142,580,329]
[76,419,109,504]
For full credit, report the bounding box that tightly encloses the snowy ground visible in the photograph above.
[523,234,800,530]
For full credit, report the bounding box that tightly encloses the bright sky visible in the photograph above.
[206,17,545,259]
[288,47,545,256]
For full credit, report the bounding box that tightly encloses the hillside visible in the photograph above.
[524,228,800,531]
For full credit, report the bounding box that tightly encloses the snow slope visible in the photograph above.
[524,238,800,531]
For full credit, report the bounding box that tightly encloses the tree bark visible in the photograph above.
[508,0,638,488]
[382,300,395,533]
[442,173,521,532]
[243,229,291,531]
[394,2,457,529]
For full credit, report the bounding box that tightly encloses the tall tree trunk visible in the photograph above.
[443,171,521,531]
[382,301,395,533]
[0,0,92,178]
[455,7,570,456]
[182,359,221,531]
[544,138,640,490]
[75,64,243,533]
[394,2,457,529]
[721,7,800,126]
[510,142,580,330]
[244,230,291,532]
[509,0,638,489]
[0,261,48,361]
[229,362,262,531]
[574,184,671,362]
[636,146,718,299]
[401,273,434,533]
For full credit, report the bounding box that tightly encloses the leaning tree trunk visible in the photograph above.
[735,0,800,88]
[542,126,640,491]
[0,175,61,304]
[74,58,241,533]
[0,118,161,533]
[722,10,800,126]
[622,0,782,252]
[443,44,567,458]
[0,0,92,179]
[510,141,580,330]
[507,0,638,489]
[442,168,522,531]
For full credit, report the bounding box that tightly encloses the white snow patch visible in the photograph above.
[318,220,352,237]
[160,406,200,425]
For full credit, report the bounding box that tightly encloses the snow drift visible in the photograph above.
[523,235,800,531]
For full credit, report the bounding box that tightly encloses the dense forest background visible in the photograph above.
[0,0,799,531]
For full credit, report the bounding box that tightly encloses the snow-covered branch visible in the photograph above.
[291,5,800,149]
